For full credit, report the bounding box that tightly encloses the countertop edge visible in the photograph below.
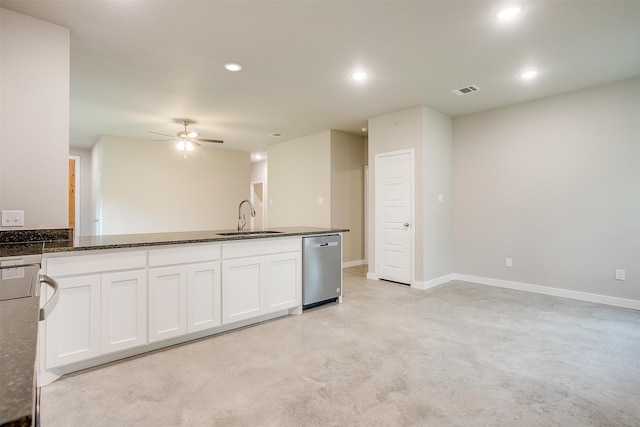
[42,228,350,254]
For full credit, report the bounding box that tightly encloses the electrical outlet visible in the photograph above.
[615,269,626,281]
[1,210,24,227]
[505,257,513,268]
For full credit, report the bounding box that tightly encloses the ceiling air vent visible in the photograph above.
[451,84,481,96]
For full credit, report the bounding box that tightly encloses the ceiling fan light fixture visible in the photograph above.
[177,140,195,151]
[187,131,198,138]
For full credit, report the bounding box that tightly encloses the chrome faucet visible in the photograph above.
[237,199,256,232]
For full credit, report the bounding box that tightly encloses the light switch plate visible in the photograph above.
[1,210,24,227]
[615,269,626,281]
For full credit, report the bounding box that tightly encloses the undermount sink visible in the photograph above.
[216,230,284,236]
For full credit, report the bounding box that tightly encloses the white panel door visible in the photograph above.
[148,266,187,342]
[45,275,101,368]
[265,252,301,312]
[375,151,412,284]
[101,270,147,354]
[187,261,221,333]
[222,258,263,324]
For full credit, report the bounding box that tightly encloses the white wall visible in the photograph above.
[421,108,454,280]
[268,130,365,262]
[453,78,640,301]
[330,130,365,263]
[0,9,69,228]
[268,130,331,227]
[368,105,454,284]
[98,136,251,234]
[250,160,267,184]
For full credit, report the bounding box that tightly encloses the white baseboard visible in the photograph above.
[412,274,455,290]
[359,270,637,310]
[342,259,364,268]
[454,274,640,311]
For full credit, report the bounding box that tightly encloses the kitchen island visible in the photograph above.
[39,227,347,386]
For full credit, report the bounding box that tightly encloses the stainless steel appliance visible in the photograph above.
[0,252,58,426]
[302,234,341,309]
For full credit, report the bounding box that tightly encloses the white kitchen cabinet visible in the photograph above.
[101,269,147,354]
[148,266,187,343]
[44,250,147,369]
[222,257,264,324]
[147,245,221,341]
[221,238,301,325]
[187,261,221,333]
[265,252,301,312]
[45,274,101,369]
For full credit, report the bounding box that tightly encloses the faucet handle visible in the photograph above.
[239,213,247,231]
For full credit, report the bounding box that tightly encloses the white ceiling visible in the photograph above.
[2,0,639,154]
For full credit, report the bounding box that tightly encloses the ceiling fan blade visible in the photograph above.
[196,138,224,143]
[153,138,175,141]
[148,131,175,137]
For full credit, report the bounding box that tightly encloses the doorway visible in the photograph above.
[374,149,414,285]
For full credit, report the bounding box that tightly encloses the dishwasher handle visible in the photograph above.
[309,241,339,249]
[39,274,60,321]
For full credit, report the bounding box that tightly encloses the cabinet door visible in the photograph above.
[148,266,187,343]
[265,252,301,312]
[222,257,264,324]
[187,261,221,333]
[101,270,147,354]
[45,275,101,368]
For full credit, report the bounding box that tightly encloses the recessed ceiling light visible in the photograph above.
[224,63,242,72]
[495,4,523,20]
[519,69,539,80]
[351,70,368,81]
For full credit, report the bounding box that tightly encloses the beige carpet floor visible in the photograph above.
[41,266,640,426]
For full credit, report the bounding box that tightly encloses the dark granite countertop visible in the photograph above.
[0,229,57,426]
[42,226,349,254]
[0,296,39,427]
[0,228,73,259]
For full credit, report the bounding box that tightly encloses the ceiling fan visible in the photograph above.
[148,119,223,158]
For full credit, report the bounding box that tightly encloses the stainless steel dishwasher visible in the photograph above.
[302,234,342,309]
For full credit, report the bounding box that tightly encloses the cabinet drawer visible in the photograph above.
[46,251,147,277]
[222,238,300,259]
[149,244,221,267]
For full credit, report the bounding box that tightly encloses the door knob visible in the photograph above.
[403,223,410,227]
